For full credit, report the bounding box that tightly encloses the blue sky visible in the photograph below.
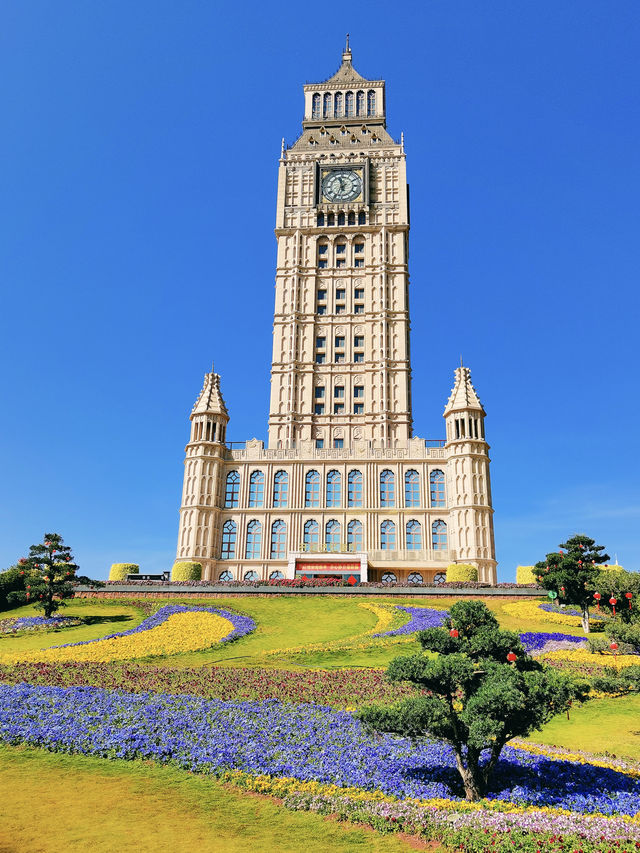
[1,1,638,581]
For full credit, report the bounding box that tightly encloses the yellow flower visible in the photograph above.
[0,611,234,664]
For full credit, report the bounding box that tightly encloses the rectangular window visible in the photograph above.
[315,353,326,364]
[333,404,344,414]
[354,304,364,314]
[317,290,327,301]
[335,245,346,254]
[354,288,365,299]
[314,387,325,398]
[354,243,364,253]
[318,245,328,255]
[314,403,325,414]
[354,352,364,363]
[315,439,324,449]
[334,386,344,398]
[354,386,364,398]
[354,403,364,414]
[318,260,328,269]
[336,305,345,314]
[333,439,344,449]
[336,259,346,268]
[334,354,345,363]
[317,305,327,315]
[334,336,345,348]
[336,289,346,299]
[316,337,326,349]
[354,336,364,348]
[354,259,364,268]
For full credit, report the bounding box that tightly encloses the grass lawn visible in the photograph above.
[526,694,640,761]
[0,744,431,853]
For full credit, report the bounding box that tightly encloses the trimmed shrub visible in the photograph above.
[171,561,202,582]
[445,563,478,583]
[516,565,536,584]
[109,563,139,581]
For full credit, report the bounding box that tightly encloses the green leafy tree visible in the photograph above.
[535,534,610,633]
[18,533,101,618]
[594,568,640,625]
[357,600,583,802]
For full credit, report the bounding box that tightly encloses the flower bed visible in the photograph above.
[0,662,417,708]
[1,685,639,817]
[503,599,604,628]
[0,605,255,664]
[0,615,81,634]
[518,631,587,655]
[374,606,448,637]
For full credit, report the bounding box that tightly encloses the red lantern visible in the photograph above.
[507,652,517,663]
[594,592,601,610]
[625,592,633,610]
[578,560,582,566]
[610,641,619,653]
[449,628,459,638]
[560,586,565,595]
[609,597,617,616]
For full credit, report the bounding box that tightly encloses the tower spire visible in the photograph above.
[342,33,352,63]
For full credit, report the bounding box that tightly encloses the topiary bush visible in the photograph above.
[445,563,478,583]
[516,565,536,584]
[171,561,202,582]
[109,563,139,581]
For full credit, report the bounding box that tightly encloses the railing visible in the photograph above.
[299,543,359,554]
[225,439,447,460]
[369,549,452,562]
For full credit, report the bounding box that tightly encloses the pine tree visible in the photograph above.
[18,533,99,618]
[535,533,610,633]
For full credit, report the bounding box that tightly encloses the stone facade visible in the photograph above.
[174,45,498,585]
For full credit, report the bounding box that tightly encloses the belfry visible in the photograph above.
[175,45,498,585]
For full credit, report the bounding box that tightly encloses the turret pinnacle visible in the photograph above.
[444,366,485,416]
[191,370,229,419]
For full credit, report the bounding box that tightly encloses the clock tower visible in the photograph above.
[269,41,411,450]
[175,43,498,586]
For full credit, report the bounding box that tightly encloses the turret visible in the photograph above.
[443,366,497,584]
[175,367,230,578]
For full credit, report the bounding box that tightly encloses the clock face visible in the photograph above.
[322,170,363,203]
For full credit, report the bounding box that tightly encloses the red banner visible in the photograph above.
[296,561,359,573]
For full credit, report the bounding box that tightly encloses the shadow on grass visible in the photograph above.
[79,615,135,627]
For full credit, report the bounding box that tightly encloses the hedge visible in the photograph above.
[108,563,139,581]
[445,563,478,583]
[171,561,202,582]
[516,565,536,585]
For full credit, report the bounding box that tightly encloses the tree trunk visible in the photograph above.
[454,748,484,801]
[581,604,590,634]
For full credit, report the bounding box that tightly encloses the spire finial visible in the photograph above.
[460,354,464,368]
[211,360,215,375]
[342,33,352,62]
[346,33,350,51]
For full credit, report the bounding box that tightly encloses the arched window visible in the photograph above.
[303,519,319,551]
[325,520,341,552]
[249,471,264,507]
[326,470,342,507]
[380,470,395,507]
[317,212,325,227]
[432,520,447,551]
[219,569,233,582]
[273,471,288,507]
[327,213,335,226]
[348,470,363,507]
[312,93,321,119]
[430,470,446,507]
[358,211,366,225]
[270,520,287,559]
[305,470,320,507]
[244,570,259,582]
[269,570,284,580]
[337,212,345,226]
[348,212,356,226]
[225,471,240,508]
[334,91,343,116]
[408,572,423,584]
[381,520,396,550]
[367,90,376,116]
[356,91,365,115]
[347,520,363,552]
[221,520,236,560]
[381,572,396,584]
[323,92,332,118]
[406,520,422,550]
[434,571,446,585]
[345,91,354,116]
[245,520,262,559]
[405,470,420,507]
